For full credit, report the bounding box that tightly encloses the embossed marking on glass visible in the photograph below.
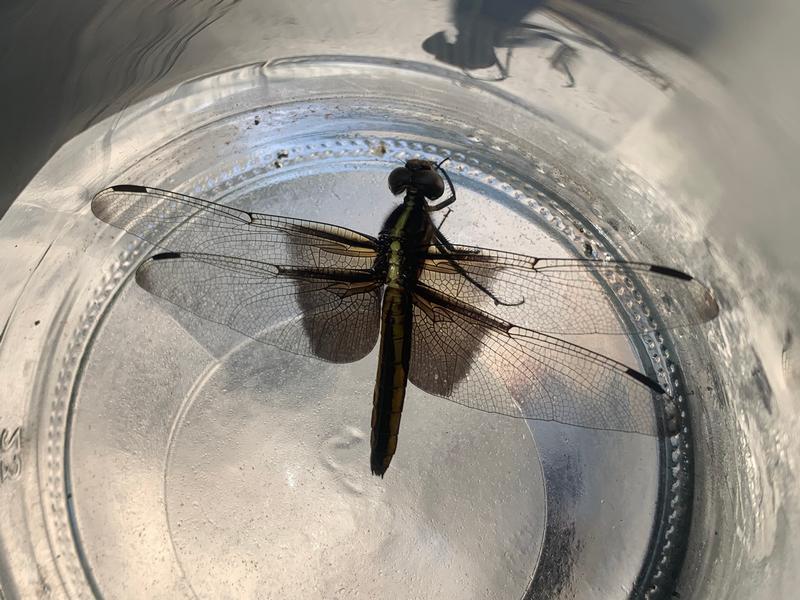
[91,159,719,476]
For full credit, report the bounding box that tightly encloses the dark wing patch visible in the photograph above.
[92,185,384,362]
[408,284,662,435]
[137,252,381,363]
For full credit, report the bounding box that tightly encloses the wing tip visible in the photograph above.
[135,252,182,289]
[625,367,665,395]
[91,184,149,220]
[649,265,722,325]
[649,264,693,281]
[110,184,148,193]
[150,251,183,261]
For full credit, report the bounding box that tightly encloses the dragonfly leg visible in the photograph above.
[432,220,459,253]
[514,24,577,88]
[437,208,453,230]
[550,43,577,88]
[433,224,482,255]
[432,230,524,307]
[497,47,511,80]
[427,160,458,212]
[430,160,520,306]
[427,195,455,212]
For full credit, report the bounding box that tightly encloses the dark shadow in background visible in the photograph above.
[0,0,716,218]
[422,0,549,78]
[421,0,712,87]
[422,0,580,85]
[0,0,238,217]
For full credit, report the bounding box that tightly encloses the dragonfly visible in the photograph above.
[91,159,719,476]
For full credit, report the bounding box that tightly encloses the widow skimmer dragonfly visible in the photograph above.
[91,159,718,476]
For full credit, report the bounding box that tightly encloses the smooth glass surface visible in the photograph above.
[0,2,796,599]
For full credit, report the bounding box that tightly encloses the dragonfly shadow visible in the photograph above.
[421,0,671,89]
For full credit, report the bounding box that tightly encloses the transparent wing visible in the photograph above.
[419,245,719,336]
[92,185,379,270]
[408,284,666,435]
[136,252,381,363]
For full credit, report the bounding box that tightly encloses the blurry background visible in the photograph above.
[1,1,798,599]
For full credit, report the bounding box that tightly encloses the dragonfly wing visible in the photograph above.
[92,185,379,270]
[408,284,663,435]
[418,246,718,335]
[136,252,381,363]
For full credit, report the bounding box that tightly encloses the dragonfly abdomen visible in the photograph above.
[370,286,413,476]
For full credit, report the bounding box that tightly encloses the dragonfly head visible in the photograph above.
[388,159,445,200]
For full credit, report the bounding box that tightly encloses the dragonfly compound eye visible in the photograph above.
[388,167,412,195]
[412,169,445,199]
